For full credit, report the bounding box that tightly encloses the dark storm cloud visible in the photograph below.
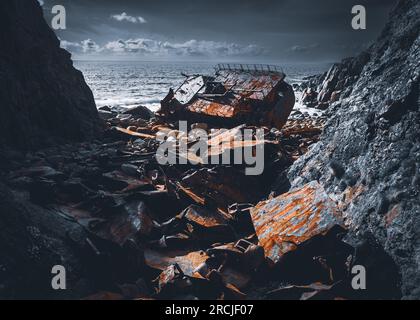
[40,0,396,62]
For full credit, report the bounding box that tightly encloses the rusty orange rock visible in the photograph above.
[250,181,344,263]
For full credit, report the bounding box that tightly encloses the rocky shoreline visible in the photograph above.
[0,102,331,299]
[0,86,402,300]
[289,0,420,299]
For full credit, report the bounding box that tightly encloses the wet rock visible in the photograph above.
[132,138,146,147]
[122,105,154,120]
[179,205,236,245]
[300,52,370,109]
[329,160,345,179]
[349,235,401,299]
[86,200,154,245]
[121,163,139,177]
[98,106,112,112]
[0,182,89,299]
[0,0,101,150]
[288,0,420,298]
[10,165,63,180]
[98,110,114,121]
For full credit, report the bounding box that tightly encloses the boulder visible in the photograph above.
[122,105,154,120]
[0,182,88,299]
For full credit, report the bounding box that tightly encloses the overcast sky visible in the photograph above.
[39,0,396,63]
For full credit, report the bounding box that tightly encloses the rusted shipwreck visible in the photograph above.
[158,64,295,129]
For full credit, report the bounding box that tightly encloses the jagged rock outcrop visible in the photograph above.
[0,0,100,150]
[289,0,420,299]
[301,53,370,109]
[0,0,103,298]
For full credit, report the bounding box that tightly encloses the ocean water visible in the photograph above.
[74,60,331,111]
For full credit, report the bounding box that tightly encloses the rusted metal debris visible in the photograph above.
[145,249,209,278]
[250,181,344,263]
[7,66,401,300]
[158,64,295,129]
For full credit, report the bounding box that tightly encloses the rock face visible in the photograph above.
[0,0,102,298]
[300,53,370,109]
[0,0,100,150]
[289,0,420,299]
[0,182,88,299]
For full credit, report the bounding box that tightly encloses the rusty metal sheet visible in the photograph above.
[176,182,206,205]
[159,66,293,128]
[115,127,156,139]
[202,241,253,289]
[183,70,283,119]
[203,125,276,158]
[214,70,283,101]
[181,205,230,228]
[187,99,237,118]
[156,264,183,292]
[250,181,343,263]
[144,249,209,278]
[207,125,244,145]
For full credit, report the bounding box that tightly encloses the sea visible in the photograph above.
[74,60,331,112]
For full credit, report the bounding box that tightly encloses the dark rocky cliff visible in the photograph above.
[300,52,370,109]
[0,0,100,150]
[0,0,101,298]
[289,0,420,299]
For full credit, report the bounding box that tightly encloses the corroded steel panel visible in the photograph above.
[144,249,209,278]
[159,66,293,128]
[181,205,229,228]
[187,99,237,117]
[250,181,343,263]
[214,70,283,102]
[179,70,285,118]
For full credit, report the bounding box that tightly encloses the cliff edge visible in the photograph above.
[0,0,100,150]
[289,0,420,299]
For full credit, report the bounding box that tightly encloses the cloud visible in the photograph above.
[111,12,147,24]
[289,43,320,53]
[37,0,44,6]
[60,40,81,50]
[61,38,264,58]
[61,39,103,54]
[80,39,103,53]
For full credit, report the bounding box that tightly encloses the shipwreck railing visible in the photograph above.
[215,63,284,74]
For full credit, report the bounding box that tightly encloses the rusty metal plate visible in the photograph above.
[214,70,283,101]
[187,99,237,118]
[181,205,229,228]
[184,70,284,119]
[115,127,155,139]
[250,181,343,263]
[144,249,209,278]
